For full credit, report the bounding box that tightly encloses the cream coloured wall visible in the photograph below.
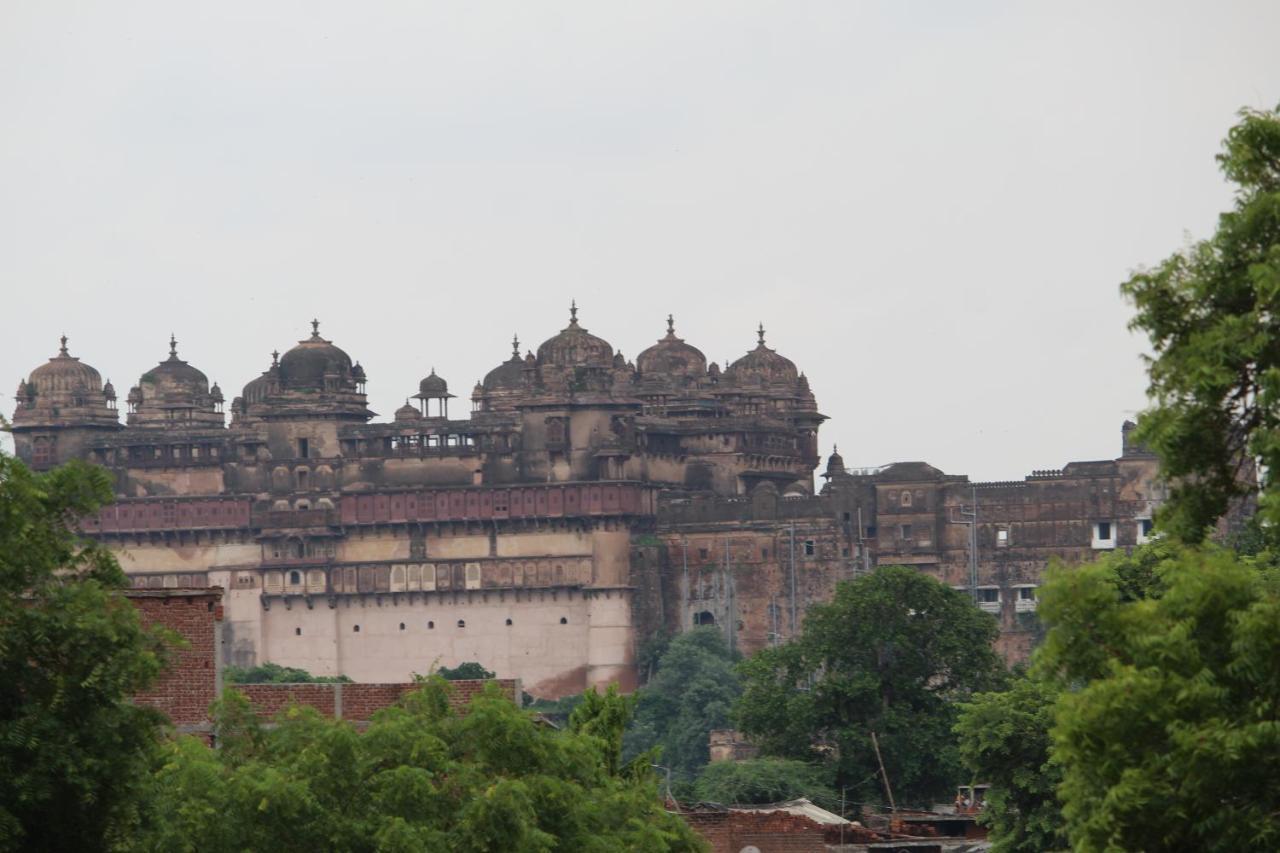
[586,591,635,692]
[112,541,260,573]
[425,534,490,559]
[261,594,596,695]
[495,530,591,558]
[591,530,633,585]
[339,537,411,562]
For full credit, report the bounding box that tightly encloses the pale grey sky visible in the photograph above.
[2,2,1277,478]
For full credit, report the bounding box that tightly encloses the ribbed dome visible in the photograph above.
[395,400,421,422]
[138,336,210,398]
[28,336,104,397]
[242,372,273,404]
[483,335,527,391]
[725,324,798,385]
[636,315,707,380]
[278,321,355,391]
[127,336,224,428]
[535,302,614,369]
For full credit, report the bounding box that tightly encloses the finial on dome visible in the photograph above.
[169,333,178,358]
[310,319,321,338]
[59,335,68,356]
[757,323,766,346]
[271,349,280,366]
[512,333,520,358]
[667,314,675,336]
[569,299,578,327]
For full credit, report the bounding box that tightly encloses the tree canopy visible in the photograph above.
[692,758,834,808]
[133,679,707,852]
[735,566,1006,808]
[1122,105,1280,542]
[435,661,496,681]
[623,627,741,787]
[0,454,168,852]
[1035,545,1280,852]
[223,662,351,684]
[955,674,1066,853]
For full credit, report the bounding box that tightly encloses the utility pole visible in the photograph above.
[870,730,896,813]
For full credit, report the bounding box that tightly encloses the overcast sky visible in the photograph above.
[2,2,1277,478]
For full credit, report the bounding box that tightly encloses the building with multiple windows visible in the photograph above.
[9,306,1162,693]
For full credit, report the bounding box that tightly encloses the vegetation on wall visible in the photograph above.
[223,662,352,684]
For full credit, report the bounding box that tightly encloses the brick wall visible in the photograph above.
[126,587,224,733]
[680,810,828,853]
[233,678,520,723]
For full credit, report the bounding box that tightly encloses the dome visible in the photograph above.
[725,324,798,385]
[128,336,224,428]
[825,445,845,478]
[416,368,450,399]
[395,400,421,422]
[636,315,707,380]
[277,320,356,391]
[102,379,116,401]
[138,336,211,398]
[535,302,614,369]
[210,382,224,403]
[28,336,104,397]
[483,335,526,391]
[241,370,274,404]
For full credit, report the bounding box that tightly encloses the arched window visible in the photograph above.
[353,624,360,632]
[427,620,435,629]
[505,618,513,626]
[694,610,716,626]
[288,570,301,586]
[457,619,466,628]
[559,616,568,625]
[901,491,913,508]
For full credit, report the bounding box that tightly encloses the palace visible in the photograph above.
[8,306,1162,695]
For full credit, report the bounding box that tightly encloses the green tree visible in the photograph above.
[955,674,1066,853]
[435,661,495,681]
[0,454,168,852]
[1037,545,1280,851]
[133,679,708,852]
[223,662,351,684]
[735,566,1006,808]
[1122,105,1280,542]
[693,758,834,807]
[624,627,741,786]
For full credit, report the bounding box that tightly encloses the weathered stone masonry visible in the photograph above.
[11,309,1162,693]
